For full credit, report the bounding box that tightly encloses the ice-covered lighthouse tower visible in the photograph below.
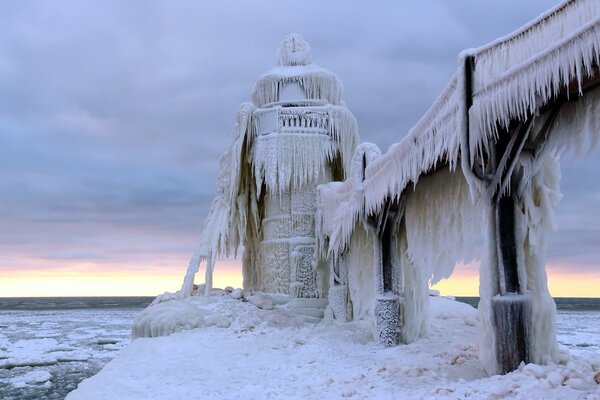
[181,34,358,302]
[247,34,358,298]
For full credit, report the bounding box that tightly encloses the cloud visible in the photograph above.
[0,0,598,283]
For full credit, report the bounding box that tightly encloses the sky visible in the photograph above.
[0,0,598,297]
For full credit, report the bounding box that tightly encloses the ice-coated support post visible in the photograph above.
[375,295,401,346]
[462,52,532,373]
[491,293,531,373]
[489,126,532,374]
[329,283,350,322]
[373,198,403,347]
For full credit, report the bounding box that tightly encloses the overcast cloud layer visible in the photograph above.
[1,0,598,283]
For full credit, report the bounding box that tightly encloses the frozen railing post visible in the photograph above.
[373,197,403,347]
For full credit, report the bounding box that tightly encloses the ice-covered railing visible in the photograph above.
[353,0,600,216]
[317,0,600,296]
[316,143,382,261]
[469,15,600,161]
[252,105,358,195]
[362,73,462,216]
[473,0,597,88]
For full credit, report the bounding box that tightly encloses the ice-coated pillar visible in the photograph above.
[259,184,329,297]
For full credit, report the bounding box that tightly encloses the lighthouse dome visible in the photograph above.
[251,33,344,107]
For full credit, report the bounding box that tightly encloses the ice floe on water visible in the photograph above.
[0,307,142,400]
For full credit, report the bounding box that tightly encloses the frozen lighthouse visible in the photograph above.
[180,34,359,306]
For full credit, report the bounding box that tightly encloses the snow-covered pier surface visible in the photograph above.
[65,295,600,400]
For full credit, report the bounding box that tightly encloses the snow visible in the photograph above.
[132,290,305,340]
[132,300,206,339]
[66,295,600,399]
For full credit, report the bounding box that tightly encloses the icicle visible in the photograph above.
[252,105,359,195]
[179,253,206,299]
[253,132,336,194]
[316,143,381,263]
[363,73,462,216]
[204,251,215,296]
[404,167,483,284]
[474,0,598,89]
[470,16,600,159]
[251,68,344,107]
[178,103,256,297]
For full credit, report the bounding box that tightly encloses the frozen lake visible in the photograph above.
[0,297,151,400]
[0,297,597,399]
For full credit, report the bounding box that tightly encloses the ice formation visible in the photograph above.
[179,34,358,305]
[315,0,600,374]
[166,0,600,378]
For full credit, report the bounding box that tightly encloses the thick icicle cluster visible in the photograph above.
[470,0,600,162]
[251,34,344,108]
[252,105,358,195]
[316,142,382,261]
[478,154,562,374]
[180,103,255,298]
[252,64,343,108]
[404,167,483,285]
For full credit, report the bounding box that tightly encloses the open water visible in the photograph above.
[0,296,598,400]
